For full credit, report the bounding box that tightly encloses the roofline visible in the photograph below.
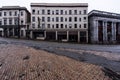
[88,10,120,19]
[88,10,120,16]
[0,6,30,14]
[30,3,88,7]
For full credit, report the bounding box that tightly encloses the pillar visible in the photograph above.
[104,21,108,42]
[112,22,116,41]
[114,22,116,42]
[67,31,69,41]
[13,28,14,36]
[44,31,46,39]
[86,31,88,43]
[55,31,58,41]
[7,28,9,37]
[103,21,107,42]
[103,21,105,41]
[30,31,33,39]
[94,20,98,42]
[78,31,80,43]
[2,29,4,37]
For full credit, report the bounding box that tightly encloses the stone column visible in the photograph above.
[104,21,108,41]
[112,22,114,41]
[2,30,4,37]
[13,28,14,36]
[30,31,33,39]
[78,31,80,43]
[67,31,69,41]
[114,23,117,41]
[44,31,46,39]
[103,21,105,41]
[55,31,58,41]
[7,28,9,37]
[86,31,88,43]
[93,20,98,42]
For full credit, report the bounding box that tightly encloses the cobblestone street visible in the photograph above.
[0,38,120,80]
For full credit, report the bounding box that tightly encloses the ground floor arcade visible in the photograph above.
[0,25,27,38]
[29,30,88,43]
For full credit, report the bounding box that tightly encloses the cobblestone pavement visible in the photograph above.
[0,38,120,73]
[0,44,114,80]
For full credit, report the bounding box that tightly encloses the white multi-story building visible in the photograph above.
[30,3,88,43]
[0,6,30,38]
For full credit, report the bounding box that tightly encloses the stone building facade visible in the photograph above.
[30,3,88,43]
[88,10,120,43]
[0,6,30,38]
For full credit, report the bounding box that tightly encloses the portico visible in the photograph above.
[89,10,120,43]
[93,19,120,43]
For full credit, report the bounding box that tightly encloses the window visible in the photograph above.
[32,16,35,22]
[65,11,67,15]
[74,24,77,28]
[65,18,67,22]
[9,11,12,16]
[69,17,72,22]
[0,12,2,16]
[37,10,39,14]
[79,24,81,28]
[61,24,63,28]
[32,9,35,14]
[21,20,24,25]
[84,10,87,14]
[42,24,45,29]
[9,18,12,25]
[52,25,54,28]
[0,21,1,25]
[42,17,45,22]
[80,31,86,35]
[56,24,59,28]
[14,11,17,16]
[52,11,54,15]
[69,10,72,15]
[65,25,67,28]
[79,18,81,21]
[74,17,77,22]
[84,24,87,28]
[52,18,54,22]
[61,10,63,15]
[61,17,63,22]
[56,17,59,22]
[32,23,35,28]
[21,11,23,16]
[4,18,7,25]
[42,10,45,14]
[74,10,77,15]
[4,12,7,16]
[47,17,50,22]
[84,17,86,20]
[69,24,72,28]
[56,10,59,15]
[79,11,81,14]
[47,10,50,15]
[14,18,18,25]
[47,24,50,28]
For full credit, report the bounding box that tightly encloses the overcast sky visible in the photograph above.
[0,0,119,13]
